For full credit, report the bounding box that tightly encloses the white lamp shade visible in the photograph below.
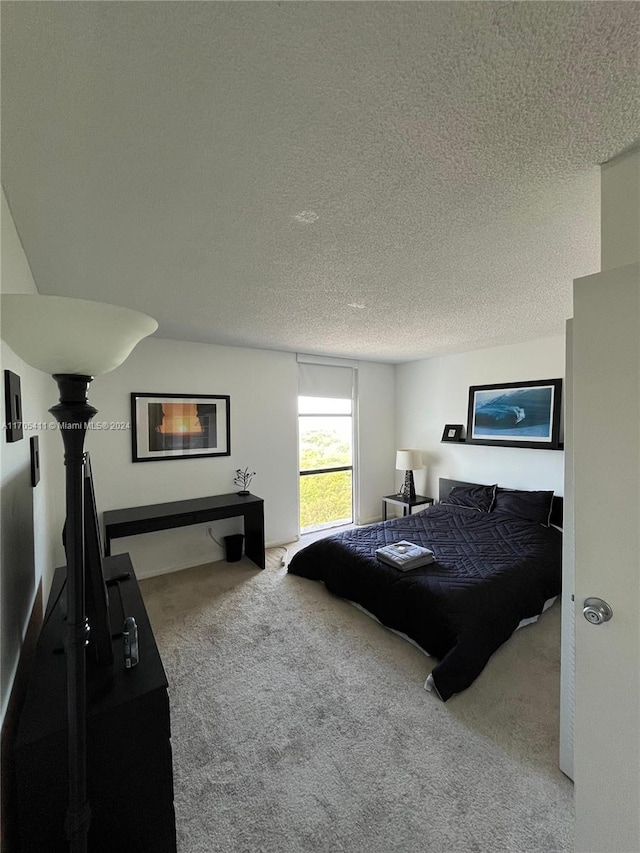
[395,449,423,471]
[1,294,158,375]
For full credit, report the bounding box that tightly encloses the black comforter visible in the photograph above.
[288,504,562,700]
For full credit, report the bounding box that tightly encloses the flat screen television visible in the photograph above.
[83,452,114,666]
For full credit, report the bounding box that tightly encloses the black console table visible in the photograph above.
[15,554,177,853]
[103,492,265,569]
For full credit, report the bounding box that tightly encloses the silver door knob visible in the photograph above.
[583,598,613,625]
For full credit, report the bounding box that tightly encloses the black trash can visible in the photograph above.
[223,533,244,562]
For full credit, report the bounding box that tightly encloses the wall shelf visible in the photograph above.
[441,440,564,451]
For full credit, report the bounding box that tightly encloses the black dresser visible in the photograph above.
[15,553,177,852]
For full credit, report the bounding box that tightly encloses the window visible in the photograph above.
[298,396,353,532]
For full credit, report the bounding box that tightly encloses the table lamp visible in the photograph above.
[395,449,423,501]
[1,294,157,853]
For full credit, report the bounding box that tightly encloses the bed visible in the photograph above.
[287,478,563,700]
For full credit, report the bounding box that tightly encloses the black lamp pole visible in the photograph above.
[50,374,97,853]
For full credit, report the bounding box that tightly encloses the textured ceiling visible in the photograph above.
[1,2,639,363]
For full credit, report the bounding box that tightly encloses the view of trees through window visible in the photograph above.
[299,396,353,531]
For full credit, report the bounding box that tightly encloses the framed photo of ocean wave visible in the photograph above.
[466,378,562,449]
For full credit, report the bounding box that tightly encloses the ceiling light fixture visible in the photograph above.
[293,210,319,224]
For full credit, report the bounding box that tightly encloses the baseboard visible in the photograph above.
[134,559,216,581]
[356,515,383,526]
[266,536,300,548]
[1,581,44,853]
[135,537,301,580]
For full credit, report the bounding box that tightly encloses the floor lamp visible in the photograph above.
[1,294,157,853]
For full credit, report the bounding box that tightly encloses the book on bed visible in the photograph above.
[375,541,435,570]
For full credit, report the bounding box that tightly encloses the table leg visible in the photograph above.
[244,506,266,570]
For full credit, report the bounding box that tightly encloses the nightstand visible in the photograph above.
[382,494,435,521]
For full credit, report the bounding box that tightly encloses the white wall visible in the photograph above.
[87,338,396,577]
[355,361,396,524]
[87,338,299,576]
[601,147,640,271]
[0,190,65,723]
[395,335,566,499]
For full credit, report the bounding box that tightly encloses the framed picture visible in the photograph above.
[131,393,230,462]
[4,369,23,442]
[30,436,41,486]
[441,424,464,443]
[466,379,562,449]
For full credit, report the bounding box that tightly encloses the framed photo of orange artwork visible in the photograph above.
[131,392,230,462]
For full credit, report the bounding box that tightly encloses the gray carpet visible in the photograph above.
[140,540,574,853]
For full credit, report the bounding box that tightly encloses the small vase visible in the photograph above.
[237,490,250,496]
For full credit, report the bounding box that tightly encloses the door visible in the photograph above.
[572,262,640,851]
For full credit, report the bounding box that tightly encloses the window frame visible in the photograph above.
[298,396,355,531]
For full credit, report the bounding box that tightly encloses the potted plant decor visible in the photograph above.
[234,467,255,495]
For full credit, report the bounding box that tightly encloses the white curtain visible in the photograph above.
[297,358,355,399]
